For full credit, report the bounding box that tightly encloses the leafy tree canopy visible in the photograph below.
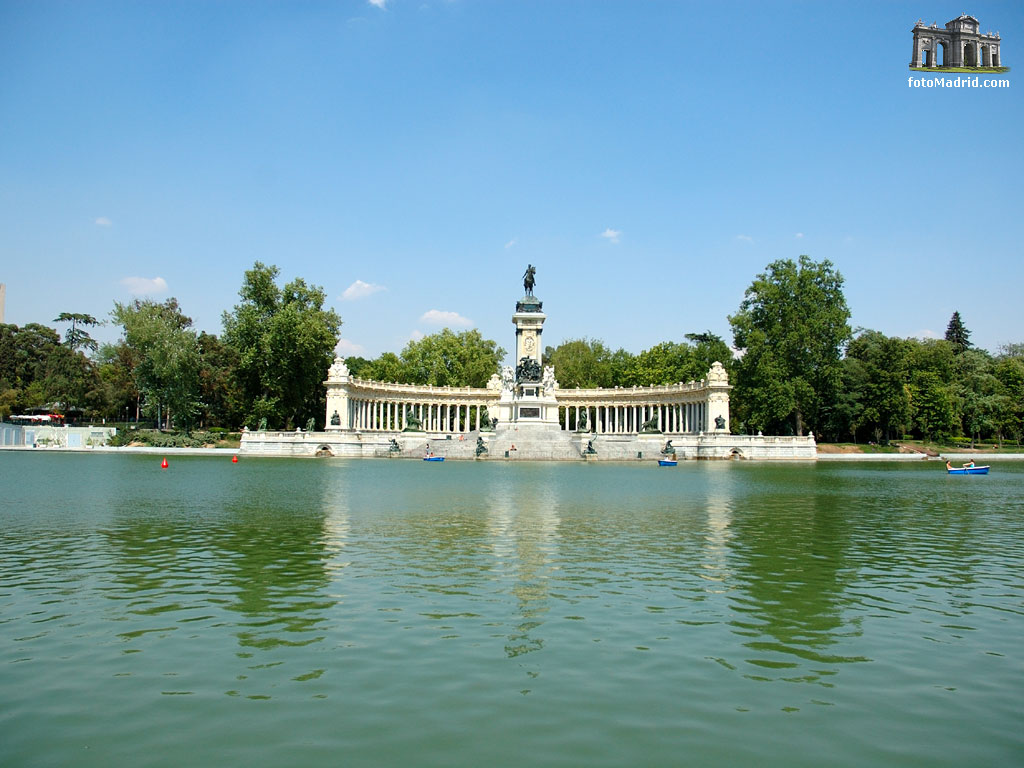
[543,338,621,389]
[53,312,100,353]
[112,298,201,431]
[729,256,851,436]
[222,262,341,430]
[360,329,505,388]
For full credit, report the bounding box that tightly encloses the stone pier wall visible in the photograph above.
[241,428,817,461]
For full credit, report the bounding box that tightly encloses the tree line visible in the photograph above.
[2,256,1021,445]
[0,263,340,432]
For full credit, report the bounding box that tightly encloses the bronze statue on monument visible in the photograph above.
[523,264,536,296]
[517,264,543,312]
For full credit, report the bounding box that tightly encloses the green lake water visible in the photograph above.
[1,453,1023,767]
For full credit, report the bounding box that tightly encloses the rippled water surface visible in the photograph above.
[2,453,1023,766]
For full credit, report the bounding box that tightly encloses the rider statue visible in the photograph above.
[523,264,536,296]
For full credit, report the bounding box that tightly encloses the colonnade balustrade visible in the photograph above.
[557,402,708,434]
[345,396,712,434]
[348,397,489,434]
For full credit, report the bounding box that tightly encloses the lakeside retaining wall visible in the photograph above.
[240,428,817,461]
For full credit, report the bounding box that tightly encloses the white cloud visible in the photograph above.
[95,217,112,227]
[120,276,168,295]
[600,228,621,244]
[795,232,804,239]
[420,309,473,327]
[341,279,386,300]
[368,0,387,8]
[505,238,517,249]
[916,329,939,340]
[336,338,366,356]
[736,234,754,243]
[409,330,424,342]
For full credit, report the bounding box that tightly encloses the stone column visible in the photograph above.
[324,358,353,431]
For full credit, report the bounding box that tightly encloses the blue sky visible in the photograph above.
[2,1,1021,361]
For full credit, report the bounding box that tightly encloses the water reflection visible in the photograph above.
[701,467,735,587]
[95,460,339,698]
[486,468,560,660]
[5,454,1024,766]
[724,469,865,689]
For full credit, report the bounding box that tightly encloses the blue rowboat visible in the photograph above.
[657,459,677,467]
[423,456,444,462]
[947,465,989,475]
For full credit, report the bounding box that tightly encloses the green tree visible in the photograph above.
[0,324,21,390]
[993,356,1024,445]
[846,330,912,443]
[53,312,100,353]
[827,356,868,442]
[944,311,972,354]
[686,331,734,379]
[6,323,61,388]
[729,256,851,436]
[358,352,405,383]
[621,341,700,386]
[344,356,373,378]
[112,298,202,431]
[906,338,958,442]
[197,332,244,428]
[545,338,620,388]
[909,370,957,442]
[395,329,505,387]
[222,262,342,429]
[951,348,998,447]
[0,322,70,417]
[42,344,102,422]
[96,341,141,422]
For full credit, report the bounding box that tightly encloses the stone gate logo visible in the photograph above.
[910,14,1007,72]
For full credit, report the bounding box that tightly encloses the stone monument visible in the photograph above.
[495,265,561,429]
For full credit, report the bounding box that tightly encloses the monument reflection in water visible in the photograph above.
[1,453,1023,767]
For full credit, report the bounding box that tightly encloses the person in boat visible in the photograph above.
[963,460,975,468]
[946,460,953,470]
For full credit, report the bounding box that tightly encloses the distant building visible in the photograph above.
[911,15,1002,68]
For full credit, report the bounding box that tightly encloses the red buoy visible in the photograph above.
[232,455,238,463]
[161,457,168,469]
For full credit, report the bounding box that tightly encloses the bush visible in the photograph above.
[108,429,204,448]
